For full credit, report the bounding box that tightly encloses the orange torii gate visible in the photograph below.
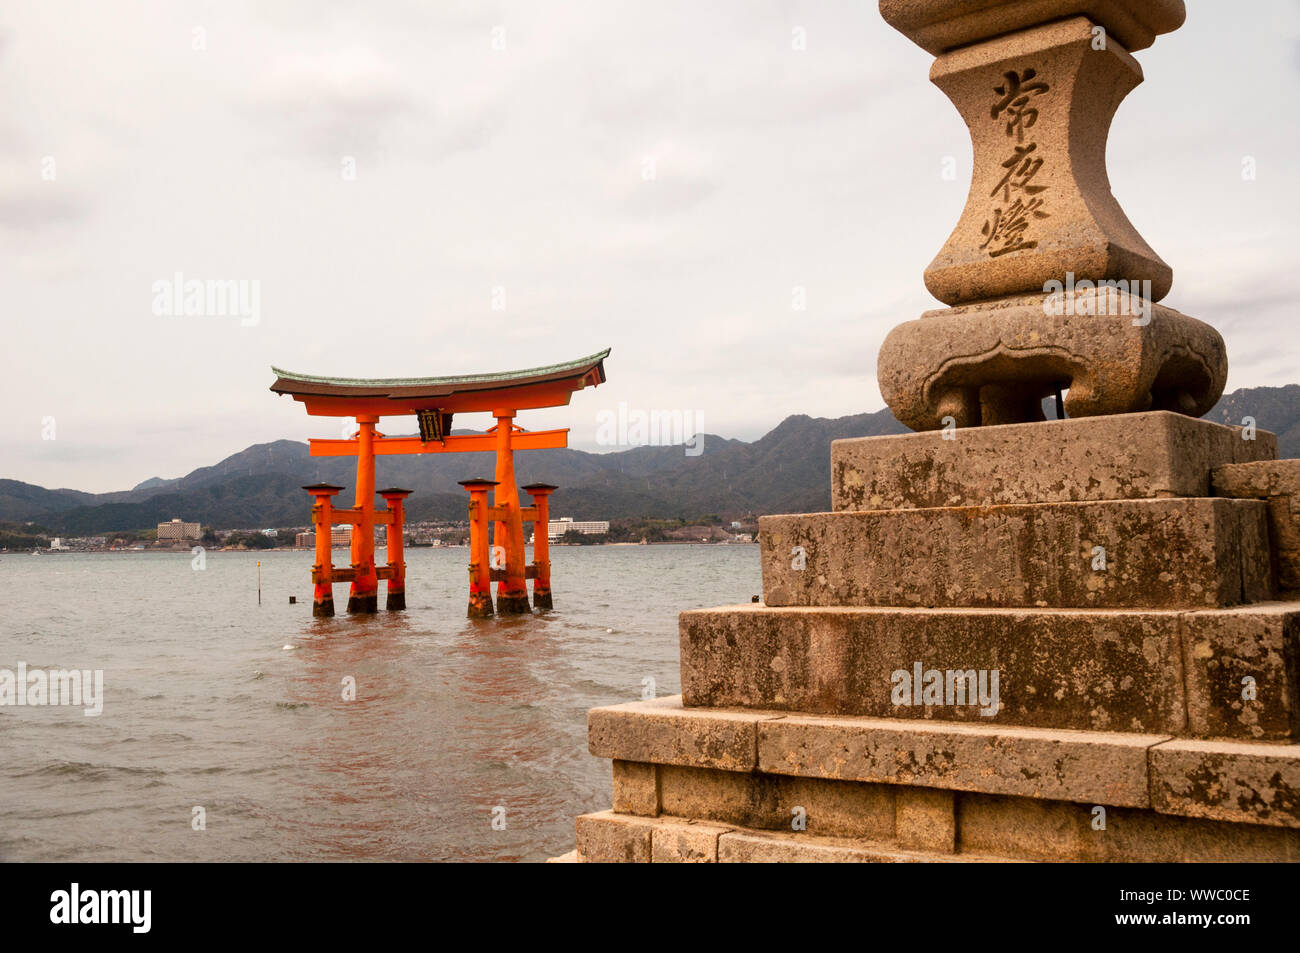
[269,349,609,618]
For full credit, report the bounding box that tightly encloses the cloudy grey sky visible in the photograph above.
[3,0,1298,492]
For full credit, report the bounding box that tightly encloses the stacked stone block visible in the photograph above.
[558,0,1300,863]
[568,413,1300,861]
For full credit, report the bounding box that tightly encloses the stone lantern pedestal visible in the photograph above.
[557,1,1300,863]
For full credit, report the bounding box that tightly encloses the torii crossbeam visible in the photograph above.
[270,349,609,618]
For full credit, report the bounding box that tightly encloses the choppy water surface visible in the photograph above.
[0,545,759,861]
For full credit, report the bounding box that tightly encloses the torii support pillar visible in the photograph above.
[460,479,498,619]
[379,487,412,611]
[347,415,380,614]
[491,410,531,614]
[304,483,344,617]
[523,483,557,610]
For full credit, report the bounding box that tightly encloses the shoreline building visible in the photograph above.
[157,518,201,541]
[547,517,608,540]
[296,527,352,549]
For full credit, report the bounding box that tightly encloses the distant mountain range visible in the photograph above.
[6,384,1299,535]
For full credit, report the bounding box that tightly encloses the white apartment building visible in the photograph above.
[157,518,201,541]
[548,516,609,540]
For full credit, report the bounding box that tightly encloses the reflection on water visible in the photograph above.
[0,545,759,861]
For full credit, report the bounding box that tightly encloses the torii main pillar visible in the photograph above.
[492,410,531,614]
[347,415,380,613]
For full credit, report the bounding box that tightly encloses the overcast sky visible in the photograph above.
[3,0,1298,492]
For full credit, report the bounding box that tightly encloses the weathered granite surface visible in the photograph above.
[957,791,1300,862]
[680,603,1300,739]
[879,0,1186,55]
[590,697,1300,824]
[1149,738,1300,828]
[1180,604,1300,740]
[1149,738,1300,826]
[574,796,1300,862]
[877,297,1228,429]
[656,764,897,838]
[588,696,773,771]
[920,20,1171,306]
[575,810,1019,863]
[833,412,1273,512]
[591,697,1159,807]
[897,787,956,853]
[682,605,1186,731]
[760,498,1273,610]
[758,711,1161,807]
[1214,459,1300,591]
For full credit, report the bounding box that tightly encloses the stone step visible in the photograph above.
[1214,459,1300,592]
[679,602,1300,739]
[833,412,1273,513]
[580,776,1300,862]
[577,768,1300,862]
[1151,738,1300,829]
[573,810,1022,863]
[588,696,1300,832]
[760,497,1272,610]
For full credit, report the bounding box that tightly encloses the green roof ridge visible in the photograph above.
[271,348,610,388]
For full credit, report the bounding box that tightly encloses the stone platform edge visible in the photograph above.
[588,696,1300,829]
[676,602,1300,740]
[569,810,1024,863]
[830,411,1275,512]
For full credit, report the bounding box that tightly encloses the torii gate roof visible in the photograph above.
[270,348,609,417]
